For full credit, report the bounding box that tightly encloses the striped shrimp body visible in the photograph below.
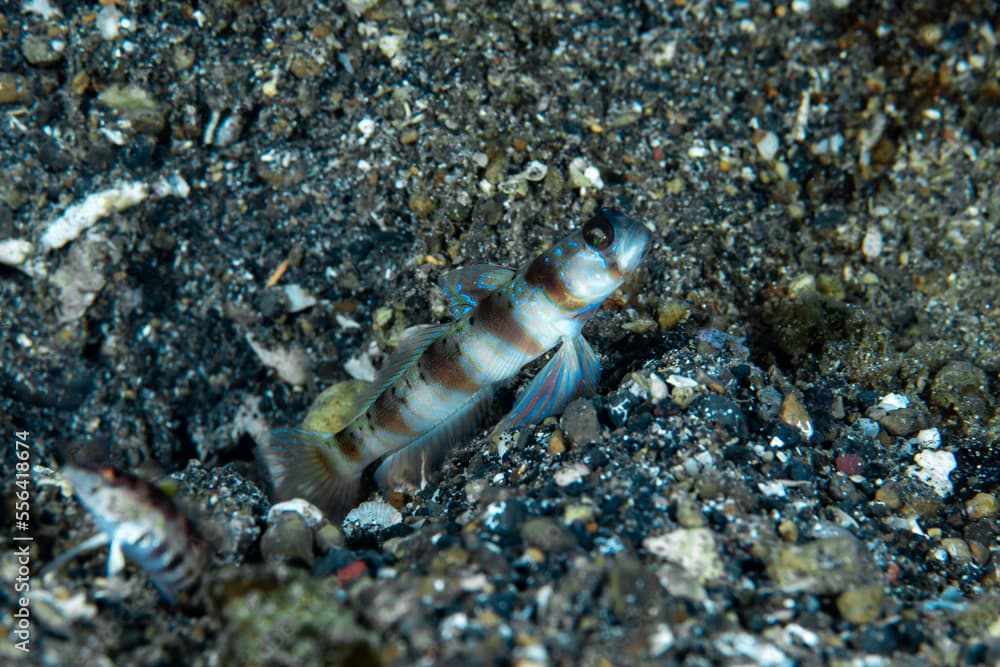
[265,209,651,519]
[43,465,207,604]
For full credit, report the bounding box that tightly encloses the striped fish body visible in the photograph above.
[266,208,651,519]
[57,465,207,604]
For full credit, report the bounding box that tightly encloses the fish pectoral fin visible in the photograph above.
[107,537,126,577]
[374,387,494,495]
[262,429,363,522]
[439,264,515,319]
[490,335,601,437]
[39,532,111,580]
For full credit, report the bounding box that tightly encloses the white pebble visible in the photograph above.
[245,333,310,385]
[267,498,327,527]
[877,392,909,411]
[283,284,317,313]
[666,374,699,389]
[754,131,780,161]
[554,462,590,487]
[909,449,956,497]
[0,239,34,266]
[39,181,149,252]
[861,227,883,260]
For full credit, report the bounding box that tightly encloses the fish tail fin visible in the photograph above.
[261,429,362,521]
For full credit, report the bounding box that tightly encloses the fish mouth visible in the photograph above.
[612,212,652,275]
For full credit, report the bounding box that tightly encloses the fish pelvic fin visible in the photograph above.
[262,429,363,521]
[490,334,601,438]
[374,386,495,495]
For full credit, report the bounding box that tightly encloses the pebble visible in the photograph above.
[0,239,34,266]
[861,227,883,260]
[0,73,33,105]
[968,540,990,566]
[930,361,989,419]
[836,585,884,624]
[657,301,689,330]
[766,534,875,594]
[553,462,590,487]
[22,33,66,65]
[875,483,902,510]
[877,408,918,436]
[966,493,998,520]
[520,518,577,554]
[643,528,723,583]
[560,398,601,446]
[835,453,864,475]
[939,538,973,565]
[261,511,315,565]
[779,393,813,440]
[777,520,798,542]
[547,430,566,456]
[908,449,957,497]
[753,130,780,161]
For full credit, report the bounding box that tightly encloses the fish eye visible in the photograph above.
[582,215,614,251]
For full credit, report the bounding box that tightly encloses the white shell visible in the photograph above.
[343,500,402,535]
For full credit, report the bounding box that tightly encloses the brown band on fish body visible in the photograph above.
[525,254,587,311]
[420,338,480,393]
[476,291,540,354]
[337,429,365,461]
[372,393,416,436]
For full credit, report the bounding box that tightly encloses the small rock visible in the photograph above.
[261,511,315,565]
[520,517,577,554]
[861,227,883,260]
[930,361,990,420]
[875,483,901,510]
[836,585,884,624]
[643,528,723,583]
[877,408,918,436]
[752,130,780,161]
[968,540,991,566]
[0,239,33,266]
[780,393,813,440]
[483,499,528,541]
[767,533,877,594]
[547,430,566,456]
[966,493,998,520]
[553,462,590,487]
[940,538,973,565]
[315,522,346,552]
[909,449,956,497]
[835,453,864,475]
[0,73,33,104]
[560,398,601,446]
[22,33,65,66]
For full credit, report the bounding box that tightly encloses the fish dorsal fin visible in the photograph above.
[439,264,515,319]
[490,334,601,438]
[352,324,449,418]
[374,386,495,495]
